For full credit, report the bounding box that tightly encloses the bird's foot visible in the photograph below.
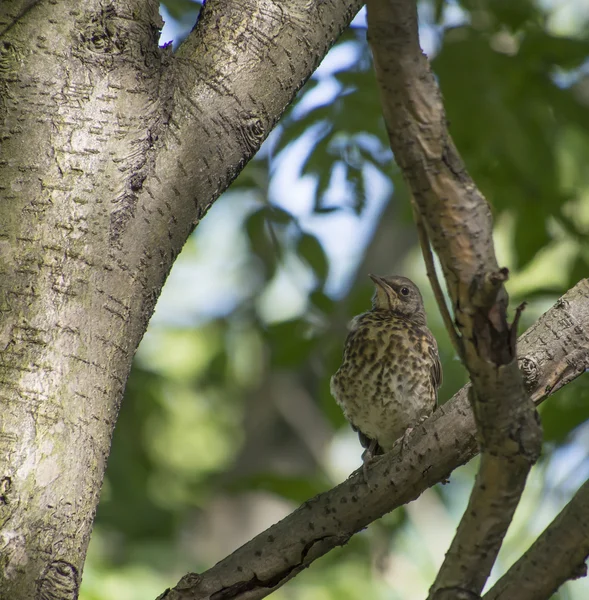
[361,439,379,487]
[393,425,417,457]
[395,416,430,456]
[399,426,414,456]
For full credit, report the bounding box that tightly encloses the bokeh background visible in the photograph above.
[80,1,589,598]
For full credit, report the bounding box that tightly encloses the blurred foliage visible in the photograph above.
[81,1,589,599]
[160,0,201,23]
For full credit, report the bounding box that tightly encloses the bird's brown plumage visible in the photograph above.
[330,275,442,458]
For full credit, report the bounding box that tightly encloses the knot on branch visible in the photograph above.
[472,267,509,311]
[238,115,266,158]
[518,356,539,392]
[432,586,481,599]
[0,41,20,78]
[78,5,127,57]
[37,560,79,600]
[0,476,11,506]
[177,572,203,589]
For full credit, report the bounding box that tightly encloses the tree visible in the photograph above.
[1,1,588,599]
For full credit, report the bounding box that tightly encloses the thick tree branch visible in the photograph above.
[483,477,589,600]
[157,281,589,600]
[366,1,543,596]
[0,1,361,595]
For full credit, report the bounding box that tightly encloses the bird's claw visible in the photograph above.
[361,439,379,487]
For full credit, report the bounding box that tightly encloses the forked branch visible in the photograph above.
[366,0,543,596]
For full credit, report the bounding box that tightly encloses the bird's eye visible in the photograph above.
[400,287,410,296]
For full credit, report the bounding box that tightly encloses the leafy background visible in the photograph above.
[80,0,589,598]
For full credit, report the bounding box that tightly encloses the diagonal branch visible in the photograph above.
[156,280,589,600]
[366,0,543,597]
[484,478,589,600]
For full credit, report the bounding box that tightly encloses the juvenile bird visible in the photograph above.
[331,274,442,473]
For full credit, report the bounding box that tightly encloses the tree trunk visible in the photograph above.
[0,0,360,597]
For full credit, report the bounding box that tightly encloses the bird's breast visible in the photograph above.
[331,318,436,450]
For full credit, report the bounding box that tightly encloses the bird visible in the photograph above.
[330,274,442,476]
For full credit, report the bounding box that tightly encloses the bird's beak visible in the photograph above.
[369,274,387,290]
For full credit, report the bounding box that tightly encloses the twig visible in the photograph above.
[510,301,527,351]
[413,201,464,358]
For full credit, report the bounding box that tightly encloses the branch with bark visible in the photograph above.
[484,478,589,600]
[0,0,361,597]
[158,279,589,600]
[366,0,543,596]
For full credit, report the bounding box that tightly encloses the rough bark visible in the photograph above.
[484,478,589,600]
[365,0,543,596]
[0,0,361,597]
[157,280,589,600]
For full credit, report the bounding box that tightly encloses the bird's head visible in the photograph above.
[369,274,426,322]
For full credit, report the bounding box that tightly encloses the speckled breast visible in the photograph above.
[330,313,436,451]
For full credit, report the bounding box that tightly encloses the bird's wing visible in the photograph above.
[426,330,443,405]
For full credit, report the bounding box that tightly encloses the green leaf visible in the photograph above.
[309,290,335,314]
[245,208,279,279]
[433,23,580,269]
[314,163,335,212]
[314,205,341,214]
[540,377,589,444]
[274,101,330,156]
[297,233,329,283]
[334,70,386,141]
[520,31,589,70]
[347,163,366,215]
[300,130,333,178]
[433,0,445,24]
[488,0,538,31]
[267,205,294,225]
[514,208,550,268]
[265,320,317,367]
